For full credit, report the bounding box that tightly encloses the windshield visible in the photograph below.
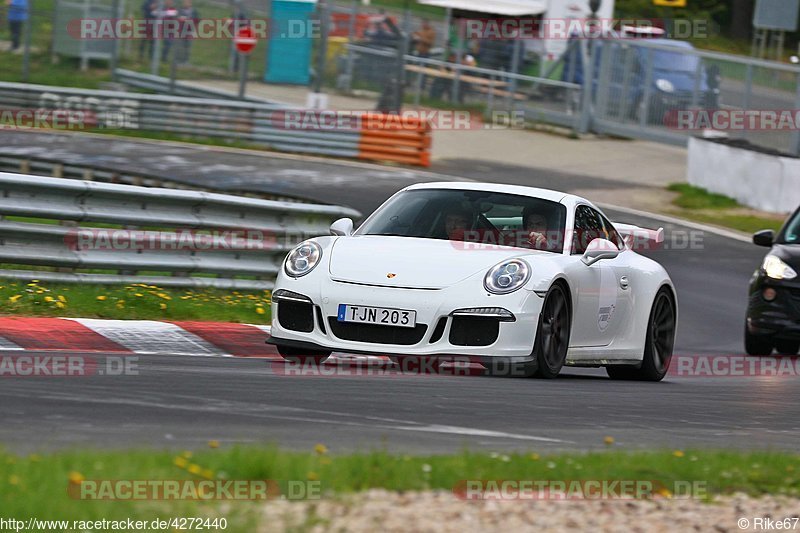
[652,50,700,73]
[356,189,568,253]
[780,209,800,244]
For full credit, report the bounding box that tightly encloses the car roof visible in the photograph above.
[403,181,593,208]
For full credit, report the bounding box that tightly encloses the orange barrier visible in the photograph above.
[357,113,432,167]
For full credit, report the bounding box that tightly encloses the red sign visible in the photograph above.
[234,27,257,54]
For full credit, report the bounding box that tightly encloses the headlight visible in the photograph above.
[484,259,530,295]
[763,255,797,280]
[284,240,322,278]
[655,78,675,93]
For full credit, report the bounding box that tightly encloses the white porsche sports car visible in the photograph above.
[267,182,677,381]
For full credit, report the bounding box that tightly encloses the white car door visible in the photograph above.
[568,205,629,347]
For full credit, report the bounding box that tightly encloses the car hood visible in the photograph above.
[328,235,539,289]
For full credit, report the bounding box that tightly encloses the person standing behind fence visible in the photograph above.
[138,0,156,61]
[5,0,27,53]
[176,0,198,65]
[160,0,178,61]
[412,18,435,58]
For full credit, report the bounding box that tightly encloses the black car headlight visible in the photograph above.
[284,241,322,278]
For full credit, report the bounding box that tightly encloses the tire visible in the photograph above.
[277,345,331,365]
[775,340,799,356]
[607,288,675,382]
[744,326,773,356]
[531,283,571,379]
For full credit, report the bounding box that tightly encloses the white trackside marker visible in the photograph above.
[66,319,227,356]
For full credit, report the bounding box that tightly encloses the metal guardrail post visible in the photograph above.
[638,48,655,129]
[792,73,800,156]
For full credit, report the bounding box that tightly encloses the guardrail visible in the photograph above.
[0,172,360,290]
[0,81,433,167]
[114,69,275,102]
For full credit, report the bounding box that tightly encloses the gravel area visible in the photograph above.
[260,490,800,532]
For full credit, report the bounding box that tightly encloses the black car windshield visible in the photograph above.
[356,189,568,253]
[780,210,800,244]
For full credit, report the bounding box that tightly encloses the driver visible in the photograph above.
[522,208,550,250]
[444,209,472,238]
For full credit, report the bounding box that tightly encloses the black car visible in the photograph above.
[745,207,800,355]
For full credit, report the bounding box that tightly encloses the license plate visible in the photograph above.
[337,304,416,328]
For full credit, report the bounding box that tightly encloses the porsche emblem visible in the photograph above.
[387,273,397,279]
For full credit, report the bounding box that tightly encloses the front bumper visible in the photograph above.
[269,276,544,361]
[746,277,800,341]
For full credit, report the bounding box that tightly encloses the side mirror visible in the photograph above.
[752,230,774,247]
[330,218,354,237]
[581,238,620,266]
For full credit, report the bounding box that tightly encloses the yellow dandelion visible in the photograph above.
[8,295,22,303]
[208,440,220,449]
[314,443,328,455]
[28,454,41,462]
[27,283,38,287]
[657,487,673,498]
[673,450,685,458]
[44,296,55,302]
[256,307,266,315]
[96,295,107,301]
[530,453,540,461]
[68,471,85,485]
[201,469,215,480]
[173,456,188,469]
[159,303,167,310]
[58,295,67,303]
[135,293,143,297]
[8,475,20,485]
[182,451,193,459]
[307,471,319,481]
[603,436,615,446]
[187,464,201,475]
[55,301,65,309]
[319,457,332,466]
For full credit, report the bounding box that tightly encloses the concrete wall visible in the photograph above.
[687,137,800,214]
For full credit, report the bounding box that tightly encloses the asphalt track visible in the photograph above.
[2,133,798,454]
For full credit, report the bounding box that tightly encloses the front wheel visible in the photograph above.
[744,325,773,356]
[607,288,675,382]
[532,283,571,379]
[278,346,331,365]
[775,340,799,356]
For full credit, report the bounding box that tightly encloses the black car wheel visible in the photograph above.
[744,325,773,356]
[532,283,571,379]
[775,340,799,356]
[608,288,675,382]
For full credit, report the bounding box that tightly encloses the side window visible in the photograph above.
[572,205,606,255]
[599,213,625,251]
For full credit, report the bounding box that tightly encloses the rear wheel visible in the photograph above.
[607,288,675,382]
[532,283,571,379]
[744,326,773,356]
[775,340,799,356]
[277,346,331,365]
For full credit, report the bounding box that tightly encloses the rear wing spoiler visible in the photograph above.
[614,223,665,249]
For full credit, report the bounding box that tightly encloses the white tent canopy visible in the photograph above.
[417,0,547,16]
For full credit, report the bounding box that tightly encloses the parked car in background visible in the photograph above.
[562,37,720,124]
[745,207,800,355]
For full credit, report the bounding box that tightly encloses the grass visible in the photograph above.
[666,183,786,234]
[0,447,798,527]
[0,279,271,323]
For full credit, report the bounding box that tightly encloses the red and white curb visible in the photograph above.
[0,317,386,363]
